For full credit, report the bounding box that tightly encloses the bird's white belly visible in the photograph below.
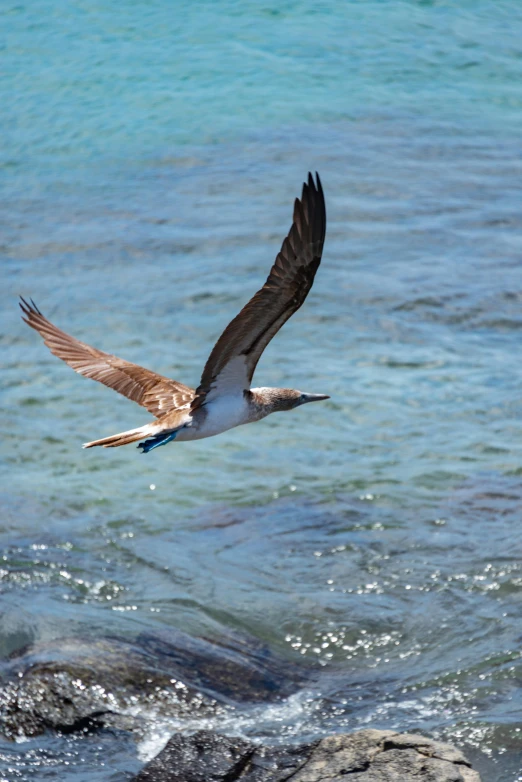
[176,394,250,441]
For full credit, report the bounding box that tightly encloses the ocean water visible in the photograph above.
[2,1,522,779]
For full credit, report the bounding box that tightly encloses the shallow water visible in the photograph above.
[2,1,522,780]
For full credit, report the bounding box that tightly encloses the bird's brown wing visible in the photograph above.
[20,298,194,419]
[192,172,326,409]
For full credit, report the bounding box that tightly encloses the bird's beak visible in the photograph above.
[299,393,330,405]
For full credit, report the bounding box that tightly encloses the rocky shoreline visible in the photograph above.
[0,634,482,781]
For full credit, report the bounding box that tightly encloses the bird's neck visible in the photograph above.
[246,387,279,416]
[248,387,297,416]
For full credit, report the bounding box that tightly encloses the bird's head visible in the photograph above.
[252,388,329,413]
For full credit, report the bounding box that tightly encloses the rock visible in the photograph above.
[0,636,218,739]
[0,630,307,740]
[135,628,307,702]
[133,729,482,782]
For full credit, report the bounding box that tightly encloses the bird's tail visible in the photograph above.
[83,423,159,449]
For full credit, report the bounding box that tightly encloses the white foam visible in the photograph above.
[136,690,321,762]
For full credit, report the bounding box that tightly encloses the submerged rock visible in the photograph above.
[0,636,218,739]
[0,630,305,740]
[133,729,481,782]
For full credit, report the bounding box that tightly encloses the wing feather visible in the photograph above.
[20,298,194,418]
[192,172,326,408]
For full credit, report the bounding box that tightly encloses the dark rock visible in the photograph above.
[0,636,218,739]
[133,729,482,782]
[134,731,255,782]
[135,627,308,702]
[0,630,308,740]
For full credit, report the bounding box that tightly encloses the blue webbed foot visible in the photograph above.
[138,431,177,453]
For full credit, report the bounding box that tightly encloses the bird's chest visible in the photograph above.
[190,394,251,439]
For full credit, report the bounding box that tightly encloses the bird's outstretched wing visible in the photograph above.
[20,298,194,418]
[192,172,326,409]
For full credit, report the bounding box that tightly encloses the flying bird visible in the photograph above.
[20,173,328,453]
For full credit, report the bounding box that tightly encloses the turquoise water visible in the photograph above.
[2,1,522,779]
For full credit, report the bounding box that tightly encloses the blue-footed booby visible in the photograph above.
[20,172,328,453]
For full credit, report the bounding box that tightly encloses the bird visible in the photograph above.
[20,172,328,454]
